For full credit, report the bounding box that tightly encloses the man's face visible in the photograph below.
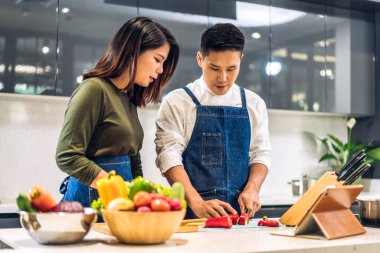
[197,50,242,95]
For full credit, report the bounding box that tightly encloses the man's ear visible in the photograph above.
[196,51,203,67]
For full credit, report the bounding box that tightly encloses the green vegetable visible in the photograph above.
[16,193,36,213]
[170,182,185,201]
[90,198,104,215]
[128,176,153,200]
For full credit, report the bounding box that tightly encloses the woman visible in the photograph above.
[56,17,179,207]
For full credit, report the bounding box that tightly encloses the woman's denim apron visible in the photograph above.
[59,155,133,207]
[182,86,250,219]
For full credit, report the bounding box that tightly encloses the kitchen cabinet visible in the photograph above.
[0,0,376,115]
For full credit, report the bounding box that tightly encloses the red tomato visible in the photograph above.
[168,198,182,211]
[133,191,152,207]
[150,198,171,211]
[137,206,152,212]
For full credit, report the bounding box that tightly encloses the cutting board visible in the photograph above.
[92,219,265,236]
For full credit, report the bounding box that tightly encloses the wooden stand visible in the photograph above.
[280,172,343,226]
[273,185,366,240]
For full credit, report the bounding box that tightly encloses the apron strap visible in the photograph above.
[240,87,247,109]
[182,86,201,106]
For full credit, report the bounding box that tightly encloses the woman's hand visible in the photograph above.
[90,170,108,188]
[190,199,237,218]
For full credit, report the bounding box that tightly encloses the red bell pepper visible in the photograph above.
[205,216,232,228]
[238,213,249,225]
[228,214,240,225]
[257,216,279,227]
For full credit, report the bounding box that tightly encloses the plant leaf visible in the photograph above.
[303,131,323,142]
[327,134,344,148]
[331,143,342,154]
[319,153,338,163]
[367,147,380,161]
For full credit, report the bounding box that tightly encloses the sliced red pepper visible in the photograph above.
[205,216,232,228]
[238,213,249,225]
[257,216,279,227]
[228,214,240,225]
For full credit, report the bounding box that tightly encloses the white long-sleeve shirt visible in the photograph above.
[155,76,272,174]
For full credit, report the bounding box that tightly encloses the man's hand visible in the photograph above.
[190,199,237,218]
[238,186,261,218]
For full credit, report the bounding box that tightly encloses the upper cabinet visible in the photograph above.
[0,0,57,95]
[0,0,376,115]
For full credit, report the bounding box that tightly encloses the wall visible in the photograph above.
[0,94,347,204]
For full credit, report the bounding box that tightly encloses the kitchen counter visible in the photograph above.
[1,220,380,253]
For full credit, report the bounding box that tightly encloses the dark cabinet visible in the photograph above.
[0,0,376,115]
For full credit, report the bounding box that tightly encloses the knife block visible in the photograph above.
[273,185,366,240]
[280,171,343,226]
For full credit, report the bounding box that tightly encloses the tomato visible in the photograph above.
[168,198,182,211]
[137,206,152,212]
[150,198,170,211]
[133,191,152,207]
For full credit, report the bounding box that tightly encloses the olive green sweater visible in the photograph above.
[56,78,144,185]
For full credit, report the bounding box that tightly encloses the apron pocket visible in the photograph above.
[201,133,223,166]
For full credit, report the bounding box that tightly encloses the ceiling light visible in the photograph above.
[251,32,261,39]
[61,7,70,14]
[265,62,282,76]
[42,46,50,54]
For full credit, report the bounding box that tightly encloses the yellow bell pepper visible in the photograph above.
[96,170,128,208]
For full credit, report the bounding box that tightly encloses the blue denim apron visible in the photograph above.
[182,86,251,219]
[59,155,133,207]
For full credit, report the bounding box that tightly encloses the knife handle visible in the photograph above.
[343,164,371,185]
[336,150,365,177]
[337,152,366,181]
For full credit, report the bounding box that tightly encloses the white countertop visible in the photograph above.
[0,219,380,253]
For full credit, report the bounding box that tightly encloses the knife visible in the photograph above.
[343,164,372,185]
[337,151,367,181]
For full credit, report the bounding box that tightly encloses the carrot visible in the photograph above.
[29,186,57,212]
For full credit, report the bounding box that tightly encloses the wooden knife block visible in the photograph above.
[280,171,343,226]
[273,184,366,240]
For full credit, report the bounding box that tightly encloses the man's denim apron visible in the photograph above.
[59,155,133,207]
[182,86,250,219]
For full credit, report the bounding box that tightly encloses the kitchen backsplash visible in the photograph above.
[0,94,348,204]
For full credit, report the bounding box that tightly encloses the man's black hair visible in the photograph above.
[200,23,245,55]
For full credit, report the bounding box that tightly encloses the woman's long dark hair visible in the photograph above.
[83,17,179,106]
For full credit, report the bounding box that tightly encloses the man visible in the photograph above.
[155,23,272,218]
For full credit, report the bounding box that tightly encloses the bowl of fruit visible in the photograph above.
[17,186,97,245]
[93,174,186,244]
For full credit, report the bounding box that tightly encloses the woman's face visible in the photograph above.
[134,42,170,87]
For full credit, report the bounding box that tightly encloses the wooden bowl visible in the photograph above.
[101,209,186,244]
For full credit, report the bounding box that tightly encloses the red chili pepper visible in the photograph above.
[205,216,232,228]
[228,214,240,225]
[257,216,279,227]
[238,213,249,225]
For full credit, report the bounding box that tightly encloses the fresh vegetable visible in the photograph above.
[228,213,240,225]
[133,191,152,207]
[167,198,182,211]
[205,216,232,228]
[49,201,84,212]
[96,170,128,208]
[29,186,57,212]
[150,198,171,211]
[107,198,135,211]
[128,176,153,200]
[137,206,152,212]
[91,198,104,213]
[16,193,36,213]
[170,182,185,201]
[238,213,249,225]
[257,216,280,227]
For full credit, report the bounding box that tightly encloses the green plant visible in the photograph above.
[305,118,380,170]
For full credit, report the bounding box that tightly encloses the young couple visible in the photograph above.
[56,17,272,219]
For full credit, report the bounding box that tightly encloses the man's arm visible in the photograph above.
[164,165,237,218]
[237,163,268,217]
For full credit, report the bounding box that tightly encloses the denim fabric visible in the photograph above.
[182,87,250,219]
[59,155,132,207]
